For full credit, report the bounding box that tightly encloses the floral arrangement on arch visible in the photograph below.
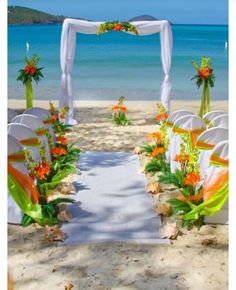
[111,96,131,126]
[97,21,139,35]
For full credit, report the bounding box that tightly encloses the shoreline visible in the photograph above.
[8,99,228,112]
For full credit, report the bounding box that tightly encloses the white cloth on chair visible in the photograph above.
[11,114,52,162]
[8,123,41,163]
[166,110,194,163]
[196,128,228,178]
[203,110,226,125]
[8,135,28,224]
[170,115,206,173]
[8,108,18,123]
[210,114,228,129]
[24,107,56,144]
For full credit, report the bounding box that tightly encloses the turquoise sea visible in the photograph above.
[8,24,228,100]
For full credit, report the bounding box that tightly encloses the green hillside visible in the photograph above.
[8,6,65,25]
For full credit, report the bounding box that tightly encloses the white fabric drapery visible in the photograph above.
[59,19,173,125]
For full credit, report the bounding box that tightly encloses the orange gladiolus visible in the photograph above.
[51,114,57,121]
[184,172,201,186]
[51,147,67,157]
[147,132,162,142]
[150,147,165,157]
[56,136,68,145]
[112,105,120,111]
[60,113,65,119]
[120,106,127,113]
[155,113,169,123]
[174,154,189,164]
[34,162,51,180]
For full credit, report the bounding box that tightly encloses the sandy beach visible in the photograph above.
[8,99,228,290]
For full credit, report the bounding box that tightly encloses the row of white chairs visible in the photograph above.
[164,110,228,177]
[8,107,57,224]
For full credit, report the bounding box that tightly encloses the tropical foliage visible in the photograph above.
[97,21,139,35]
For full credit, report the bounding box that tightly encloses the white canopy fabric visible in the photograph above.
[59,19,173,124]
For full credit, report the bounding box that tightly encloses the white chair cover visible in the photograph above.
[166,110,194,163]
[11,114,52,162]
[8,108,18,123]
[24,107,56,144]
[210,114,228,129]
[170,115,206,173]
[204,140,228,224]
[196,128,228,177]
[203,110,226,124]
[8,135,27,224]
[8,123,41,163]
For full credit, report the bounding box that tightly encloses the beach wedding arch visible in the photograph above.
[59,18,173,125]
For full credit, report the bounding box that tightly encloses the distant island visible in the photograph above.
[8,6,164,26]
[8,6,65,25]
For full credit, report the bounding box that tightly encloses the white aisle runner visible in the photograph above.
[62,152,168,245]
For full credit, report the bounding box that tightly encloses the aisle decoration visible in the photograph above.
[17,54,44,109]
[48,102,71,135]
[191,57,215,118]
[141,102,170,174]
[97,21,139,35]
[9,105,81,227]
[111,96,131,126]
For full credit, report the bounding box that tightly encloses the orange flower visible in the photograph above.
[155,113,169,123]
[174,154,189,164]
[51,114,57,121]
[113,23,123,31]
[24,65,36,76]
[112,105,120,111]
[147,132,162,142]
[56,136,68,145]
[198,68,212,80]
[34,162,51,180]
[184,172,201,186]
[120,106,127,113]
[51,147,67,157]
[150,146,165,157]
[60,113,65,119]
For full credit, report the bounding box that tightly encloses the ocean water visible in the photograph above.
[8,24,228,101]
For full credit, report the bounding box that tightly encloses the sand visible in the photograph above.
[8,99,228,290]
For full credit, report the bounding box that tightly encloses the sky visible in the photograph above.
[8,0,228,25]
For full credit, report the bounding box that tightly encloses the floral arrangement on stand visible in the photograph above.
[191,57,215,118]
[97,21,139,35]
[17,54,44,109]
[19,103,81,227]
[111,96,131,126]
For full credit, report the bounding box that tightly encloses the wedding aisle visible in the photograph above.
[62,152,167,245]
